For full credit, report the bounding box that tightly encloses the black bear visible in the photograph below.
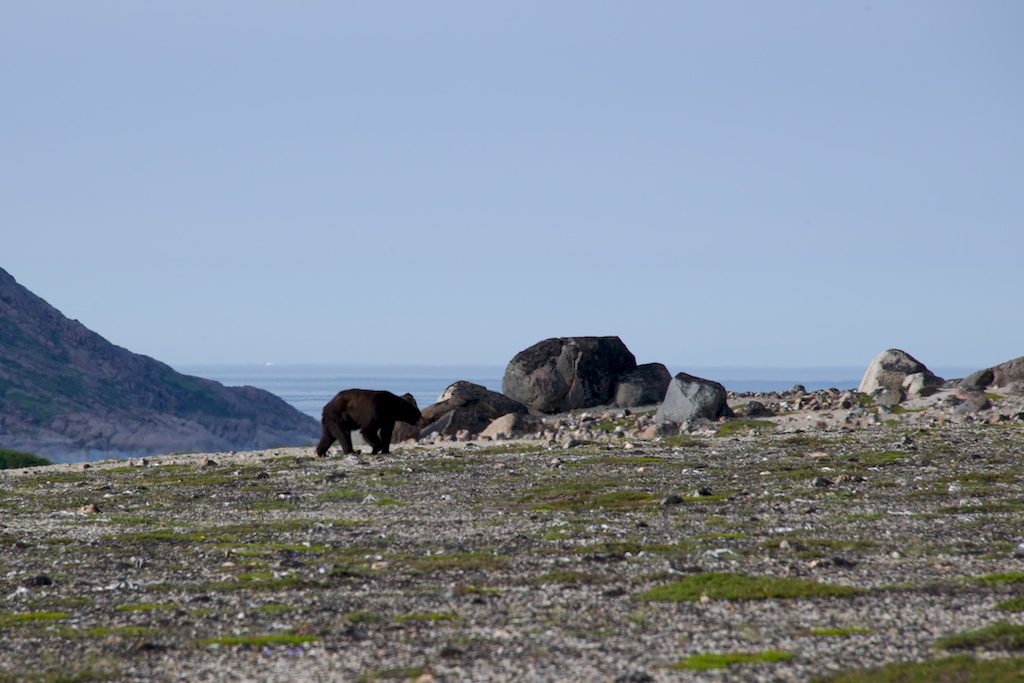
[315,389,422,456]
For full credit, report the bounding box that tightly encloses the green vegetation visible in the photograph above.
[672,650,793,670]
[818,655,1024,682]
[997,597,1024,612]
[974,572,1024,585]
[810,627,874,637]
[516,478,658,511]
[634,573,864,602]
[61,626,157,639]
[934,623,1024,651]
[718,419,776,436]
[401,551,508,573]
[0,661,121,683]
[0,611,69,627]
[0,449,51,469]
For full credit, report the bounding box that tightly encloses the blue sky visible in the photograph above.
[3,2,1022,370]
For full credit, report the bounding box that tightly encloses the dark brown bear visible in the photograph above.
[315,389,422,456]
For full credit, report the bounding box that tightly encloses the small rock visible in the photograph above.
[614,673,654,683]
[23,575,53,587]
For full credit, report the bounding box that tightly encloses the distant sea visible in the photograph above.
[167,364,972,419]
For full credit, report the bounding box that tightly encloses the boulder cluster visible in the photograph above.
[400,337,734,445]
[391,343,1024,448]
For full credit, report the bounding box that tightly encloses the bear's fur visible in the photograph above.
[315,389,422,456]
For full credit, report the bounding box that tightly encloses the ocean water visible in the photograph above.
[174,364,877,418]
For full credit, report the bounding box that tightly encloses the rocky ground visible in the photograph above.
[3,390,1024,682]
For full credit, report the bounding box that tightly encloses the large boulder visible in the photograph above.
[430,381,527,419]
[418,381,527,439]
[655,372,733,424]
[502,336,637,413]
[961,356,1024,390]
[419,408,491,439]
[858,349,943,396]
[613,363,672,408]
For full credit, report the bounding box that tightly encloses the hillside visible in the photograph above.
[0,267,319,458]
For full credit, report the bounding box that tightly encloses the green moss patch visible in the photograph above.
[672,650,793,670]
[809,627,874,637]
[975,572,1024,585]
[0,611,69,627]
[634,572,864,602]
[718,420,776,437]
[399,551,508,573]
[935,622,1024,651]
[819,655,1024,682]
[997,597,1024,612]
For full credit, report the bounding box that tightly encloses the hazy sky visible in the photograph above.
[3,2,1022,370]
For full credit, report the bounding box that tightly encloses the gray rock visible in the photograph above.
[902,372,938,398]
[961,356,1024,390]
[660,495,683,506]
[954,396,991,415]
[418,383,527,442]
[419,408,491,439]
[431,381,527,418]
[741,401,770,417]
[480,413,542,440]
[858,349,943,395]
[874,389,904,408]
[502,336,637,413]
[613,363,671,408]
[654,372,733,424]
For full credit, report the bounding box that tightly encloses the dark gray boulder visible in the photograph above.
[961,356,1024,390]
[858,349,943,397]
[419,407,491,439]
[613,363,672,408]
[502,336,637,413]
[418,381,527,440]
[655,372,733,424]
[427,381,527,420]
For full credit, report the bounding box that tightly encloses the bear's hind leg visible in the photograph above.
[378,420,395,455]
[325,422,355,454]
[360,426,384,454]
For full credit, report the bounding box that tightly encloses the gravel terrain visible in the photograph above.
[3,416,1024,681]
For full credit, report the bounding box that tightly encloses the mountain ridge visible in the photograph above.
[0,267,319,458]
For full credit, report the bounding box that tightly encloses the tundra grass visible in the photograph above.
[818,655,1024,682]
[634,572,864,602]
[672,650,793,670]
[934,622,1024,651]
[197,633,320,648]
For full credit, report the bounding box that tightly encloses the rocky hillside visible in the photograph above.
[0,267,319,458]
